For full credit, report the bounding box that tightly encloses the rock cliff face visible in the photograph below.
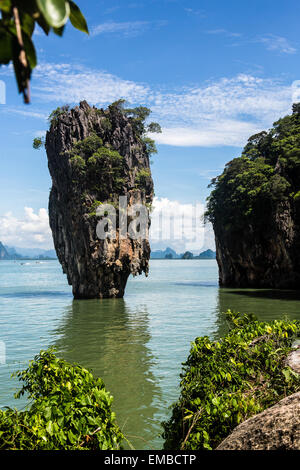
[214,198,300,288]
[206,105,300,288]
[217,391,300,450]
[46,101,154,298]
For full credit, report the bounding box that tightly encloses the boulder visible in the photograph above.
[217,391,300,450]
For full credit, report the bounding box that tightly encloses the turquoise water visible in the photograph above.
[1,259,300,449]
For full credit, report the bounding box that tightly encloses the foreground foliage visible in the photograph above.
[0,349,124,449]
[162,311,300,450]
[0,1,88,103]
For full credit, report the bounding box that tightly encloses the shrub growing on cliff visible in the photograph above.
[108,100,161,155]
[68,133,125,191]
[0,349,124,450]
[48,105,70,127]
[162,311,300,450]
[135,168,151,187]
[33,136,45,149]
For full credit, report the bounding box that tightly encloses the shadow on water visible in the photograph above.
[51,298,163,450]
[226,289,300,301]
[213,287,300,339]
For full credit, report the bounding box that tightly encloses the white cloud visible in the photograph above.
[257,34,297,54]
[5,62,295,148]
[0,200,215,252]
[184,8,206,17]
[91,21,150,37]
[206,29,241,38]
[148,74,293,146]
[0,207,53,248]
[149,197,215,251]
[33,63,151,105]
[152,120,260,147]
[3,107,47,120]
[90,20,167,37]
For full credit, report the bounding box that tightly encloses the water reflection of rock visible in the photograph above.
[51,298,162,450]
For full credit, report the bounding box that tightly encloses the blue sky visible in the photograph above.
[1,0,300,250]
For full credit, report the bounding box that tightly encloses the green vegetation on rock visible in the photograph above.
[135,168,151,187]
[68,133,125,194]
[48,105,70,127]
[108,99,161,156]
[0,349,123,450]
[162,310,300,450]
[32,136,45,149]
[205,105,300,228]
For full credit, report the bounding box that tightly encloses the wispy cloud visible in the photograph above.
[205,29,296,54]
[32,63,150,105]
[6,62,295,148]
[184,8,206,17]
[206,28,241,38]
[153,121,260,147]
[103,6,120,15]
[90,20,166,38]
[2,107,47,120]
[91,21,149,37]
[257,34,297,54]
[149,74,293,146]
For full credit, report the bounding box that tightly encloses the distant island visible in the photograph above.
[150,247,216,260]
[205,104,300,289]
[0,241,57,261]
[1,241,216,262]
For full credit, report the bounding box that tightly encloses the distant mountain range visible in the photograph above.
[150,247,216,259]
[0,242,57,260]
[1,242,215,261]
[0,242,11,260]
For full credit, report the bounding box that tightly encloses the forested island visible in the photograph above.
[43,100,160,299]
[206,104,300,289]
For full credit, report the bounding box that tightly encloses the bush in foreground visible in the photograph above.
[162,310,300,450]
[0,349,124,450]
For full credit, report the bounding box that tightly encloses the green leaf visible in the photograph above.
[37,0,70,28]
[68,1,88,34]
[0,28,13,64]
[35,15,50,35]
[23,32,37,69]
[44,406,52,420]
[46,420,53,436]
[68,429,77,444]
[19,12,35,37]
[19,0,39,16]
[52,25,65,36]
[0,0,11,13]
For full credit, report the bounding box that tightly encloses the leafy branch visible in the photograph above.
[0,0,88,103]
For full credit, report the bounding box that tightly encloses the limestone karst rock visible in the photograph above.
[206,105,300,288]
[45,101,155,298]
[216,391,300,450]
